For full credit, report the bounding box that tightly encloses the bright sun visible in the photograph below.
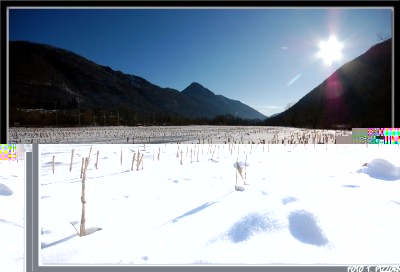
[317,35,343,66]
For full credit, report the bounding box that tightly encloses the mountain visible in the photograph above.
[268,112,282,118]
[182,82,266,120]
[9,41,266,126]
[264,39,392,129]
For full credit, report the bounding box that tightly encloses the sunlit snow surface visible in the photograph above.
[0,161,24,272]
[36,143,400,265]
[3,144,400,268]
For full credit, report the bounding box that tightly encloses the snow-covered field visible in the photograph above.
[39,143,400,265]
[0,159,25,272]
[10,126,349,144]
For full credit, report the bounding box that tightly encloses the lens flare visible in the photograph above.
[317,35,343,66]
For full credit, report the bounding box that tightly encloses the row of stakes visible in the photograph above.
[51,146,150,175]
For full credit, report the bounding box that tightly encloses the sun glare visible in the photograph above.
[317,35,343,66]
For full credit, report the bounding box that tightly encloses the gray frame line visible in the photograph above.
[26,150,32,272]
[33,144,39,270]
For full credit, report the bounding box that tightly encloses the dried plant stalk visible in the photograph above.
[80,157,89,237]
[131,153,136,171]
[80,157,84,178]
[137,153,143,171]
[87,146,93,167]
[69,148,74,172]
[236,161,244,179]
[211,147,216,160]
[95,150,99,169]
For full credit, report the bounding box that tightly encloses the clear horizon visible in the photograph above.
[9,8,392,117]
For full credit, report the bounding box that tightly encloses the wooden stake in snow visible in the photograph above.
[211,147,216,160]
[131,153,136,171]
[52,156,55,174]
[95,150,99,169]
[80,158,84,178]
[157,147,160,161]
[80,157,89,237]
[136,153,143,171]
[69,148,74,172]
[87,146,93,167]
[191,149,193,163]
[180,150,183,165]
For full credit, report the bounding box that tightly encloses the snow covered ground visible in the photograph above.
[10,126,348,144]
[0,159,25,272]
[39,143,400,265]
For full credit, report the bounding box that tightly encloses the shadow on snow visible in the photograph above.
[172,201,219,223]
[0,183,13,196]
[227,212,282,243]
[288,210,329,247]
[342,185,360,188]
[155,201,219,229]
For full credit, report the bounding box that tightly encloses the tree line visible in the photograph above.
[9,107,263,127]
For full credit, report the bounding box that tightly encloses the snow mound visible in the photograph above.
[0,183,13,196]
[357,158,400,181]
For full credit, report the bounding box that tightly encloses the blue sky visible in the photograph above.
[9,8,392,117]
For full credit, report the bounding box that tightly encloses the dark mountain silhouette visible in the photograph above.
[9,41,265,126]
[268,112,282,118]
[182,82,266,120]
[264,38,392,129]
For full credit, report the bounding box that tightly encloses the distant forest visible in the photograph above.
[10,108,262,127]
